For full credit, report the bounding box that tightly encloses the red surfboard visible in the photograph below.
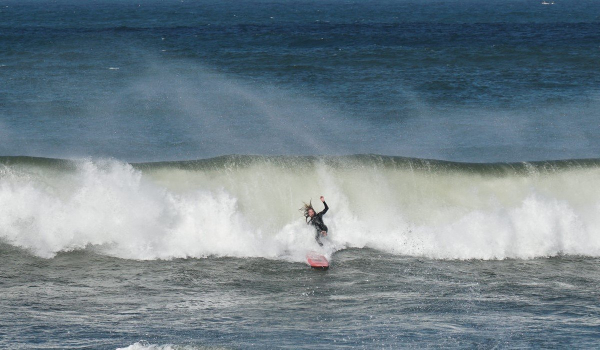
[306,251,329,269]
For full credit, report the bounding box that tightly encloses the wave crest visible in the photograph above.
[1,155,600,260]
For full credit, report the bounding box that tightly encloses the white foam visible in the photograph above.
[116,342,176,350]
[116,342,217,350]
[2,158,600,260]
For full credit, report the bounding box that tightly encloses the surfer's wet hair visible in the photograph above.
[300,200,314,222]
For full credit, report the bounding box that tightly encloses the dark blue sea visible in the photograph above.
[1,1,600,349]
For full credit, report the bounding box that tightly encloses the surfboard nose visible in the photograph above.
[306,252,329,269]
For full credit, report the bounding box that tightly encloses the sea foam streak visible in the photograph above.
[116,342,222,350]
[1,155,600,260]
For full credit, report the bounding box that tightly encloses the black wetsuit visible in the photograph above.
[308,202,329,246]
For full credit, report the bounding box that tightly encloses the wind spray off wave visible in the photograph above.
[1,155,600,260]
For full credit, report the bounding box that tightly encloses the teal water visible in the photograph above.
[1,0,600,161]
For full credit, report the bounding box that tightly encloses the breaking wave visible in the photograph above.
[1,155,600,260]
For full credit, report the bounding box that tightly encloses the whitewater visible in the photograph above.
[2,155,599,261]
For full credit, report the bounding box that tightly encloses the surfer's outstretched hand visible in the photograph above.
[320,196,325,202]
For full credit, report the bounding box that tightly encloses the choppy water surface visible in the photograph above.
[2,245,599,349]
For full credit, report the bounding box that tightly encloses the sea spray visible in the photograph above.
[1,155,600,260]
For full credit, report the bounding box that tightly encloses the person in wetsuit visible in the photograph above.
[301,196,329,246]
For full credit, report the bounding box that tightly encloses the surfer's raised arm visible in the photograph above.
[319,196,328,215]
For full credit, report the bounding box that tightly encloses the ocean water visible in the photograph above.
[1,0,600,349]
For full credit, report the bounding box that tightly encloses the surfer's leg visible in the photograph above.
[315,232,323,246]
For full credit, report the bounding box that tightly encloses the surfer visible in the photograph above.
[301,196,329,246]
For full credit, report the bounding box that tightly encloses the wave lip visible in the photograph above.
[1,155,600,260]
